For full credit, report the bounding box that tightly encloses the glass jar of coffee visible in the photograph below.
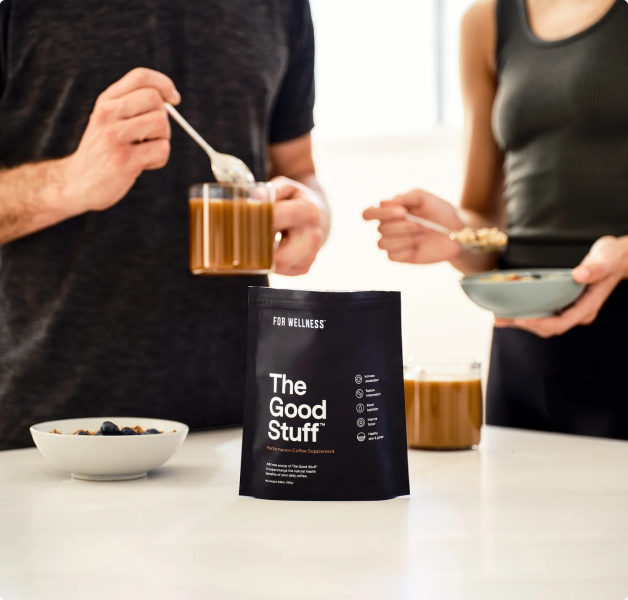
[189,182,276,275]
[404,360,483,450]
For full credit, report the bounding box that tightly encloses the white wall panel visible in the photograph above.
[310,0,436,139]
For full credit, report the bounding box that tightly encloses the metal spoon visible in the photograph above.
[404,213,507,253]
[164,103,255,184]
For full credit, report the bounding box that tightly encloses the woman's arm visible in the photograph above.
[452,0,505,273]
[363,0,505,275]
[496,236,628,337]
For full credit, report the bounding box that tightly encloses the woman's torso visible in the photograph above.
[493,0,628,267]
[488,0,628,441]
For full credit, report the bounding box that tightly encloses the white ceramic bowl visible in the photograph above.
[30,417,189,481]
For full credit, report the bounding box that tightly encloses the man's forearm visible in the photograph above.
[0,158,78,244]
[0,69,182,246]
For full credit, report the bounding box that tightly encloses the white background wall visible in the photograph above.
[443,0,476,124]
[271,0,494,373]
[309,0,475,138]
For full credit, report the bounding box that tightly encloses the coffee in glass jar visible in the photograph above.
[189,183,275,275]
[404,360,482,450]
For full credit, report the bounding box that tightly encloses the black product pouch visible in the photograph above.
[239,287,410,501]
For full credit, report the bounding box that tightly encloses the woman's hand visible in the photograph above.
[495,236,628,338]
[362,189,465,264]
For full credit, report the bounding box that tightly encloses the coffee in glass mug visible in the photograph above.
[189,182,275,275]
[404,360,483,450]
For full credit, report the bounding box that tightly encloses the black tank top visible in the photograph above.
[493,0,628,267]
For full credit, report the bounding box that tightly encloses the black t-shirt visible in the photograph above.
[0,0,315,450]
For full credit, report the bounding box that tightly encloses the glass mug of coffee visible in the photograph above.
[189,182,276,275]
[403,360,483,450]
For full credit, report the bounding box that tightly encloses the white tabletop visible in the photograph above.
[1,426,627,600]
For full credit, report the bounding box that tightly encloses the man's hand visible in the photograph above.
[495,236,628,338]
[0,68,181,244]
[272,176,327,276]
[63,67,180,213]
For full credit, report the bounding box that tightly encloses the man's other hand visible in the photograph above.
[272,176,327,276]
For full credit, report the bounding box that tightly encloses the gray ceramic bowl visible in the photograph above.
[460,268,586,319]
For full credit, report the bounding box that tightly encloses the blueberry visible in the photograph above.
[119,427,139,436]
[76,430,90,436]
[100,421,120,436]
[95,431,103,436]
[144,428,162,435]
